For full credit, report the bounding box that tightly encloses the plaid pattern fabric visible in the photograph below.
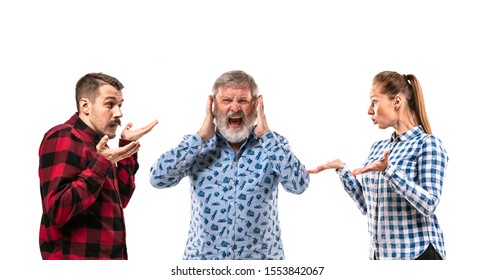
[38,113,138,259]
[150,131,309,260]
[337,126,448,260]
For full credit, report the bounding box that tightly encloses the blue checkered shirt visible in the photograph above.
[150,130,309,260]
[336,126,448,260]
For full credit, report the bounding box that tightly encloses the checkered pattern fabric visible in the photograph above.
[38,113,138,259]
[337,126,448,260]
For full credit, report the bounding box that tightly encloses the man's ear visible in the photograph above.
[79,98,90,115]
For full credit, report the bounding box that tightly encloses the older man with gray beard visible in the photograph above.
[150,70,310,260]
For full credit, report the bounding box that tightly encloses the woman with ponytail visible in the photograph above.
[309,71,448,260]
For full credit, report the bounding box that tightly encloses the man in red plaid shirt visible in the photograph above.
[38,73,158,259]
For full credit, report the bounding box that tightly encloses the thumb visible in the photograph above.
[125,122,133,130]
[96,135,109,151]
[383,150,390,159]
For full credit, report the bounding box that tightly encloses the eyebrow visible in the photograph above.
[103,96,124,103]
[218,95,251,100]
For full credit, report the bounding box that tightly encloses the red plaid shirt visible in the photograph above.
[38,113,138,259]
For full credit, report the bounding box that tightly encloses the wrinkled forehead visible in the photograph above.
[97,84,123,100]
[217,86,253,99]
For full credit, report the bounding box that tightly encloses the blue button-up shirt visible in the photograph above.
[150,130,309,260]
[336,126,448,260]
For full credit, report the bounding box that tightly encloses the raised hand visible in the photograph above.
[307,159,344,174]
[96,135,140,164]
[254,95,270,138]
[121,119,159,141]
[350,150,390,176]
[198,95,216,141]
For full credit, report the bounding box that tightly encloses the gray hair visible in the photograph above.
[212,70,259,98]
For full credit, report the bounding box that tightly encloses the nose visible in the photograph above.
[114,106,123,118]
[367,104,374,115]
[230,101,242,112]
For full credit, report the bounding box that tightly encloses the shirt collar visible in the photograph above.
[390,125,424,142]
[66,112,102,145]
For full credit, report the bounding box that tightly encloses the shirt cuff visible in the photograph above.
[119,139,133,147]
[190,133,207,146]
[382,163,397,178]
[258,131,277,147]
[382,163,408,194]
[89,155,113,178]
[336,164,351,177]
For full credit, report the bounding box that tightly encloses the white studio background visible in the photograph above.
[0,0,491,279]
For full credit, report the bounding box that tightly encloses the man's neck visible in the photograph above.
[229,142,242,154]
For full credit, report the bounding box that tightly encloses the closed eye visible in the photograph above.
[221,99,232,105]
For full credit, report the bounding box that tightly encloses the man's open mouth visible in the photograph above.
[228,117,242,125]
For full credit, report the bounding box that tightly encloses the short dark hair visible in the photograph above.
[75,73,124,112]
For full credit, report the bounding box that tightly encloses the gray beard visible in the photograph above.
[214,108,257,144]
